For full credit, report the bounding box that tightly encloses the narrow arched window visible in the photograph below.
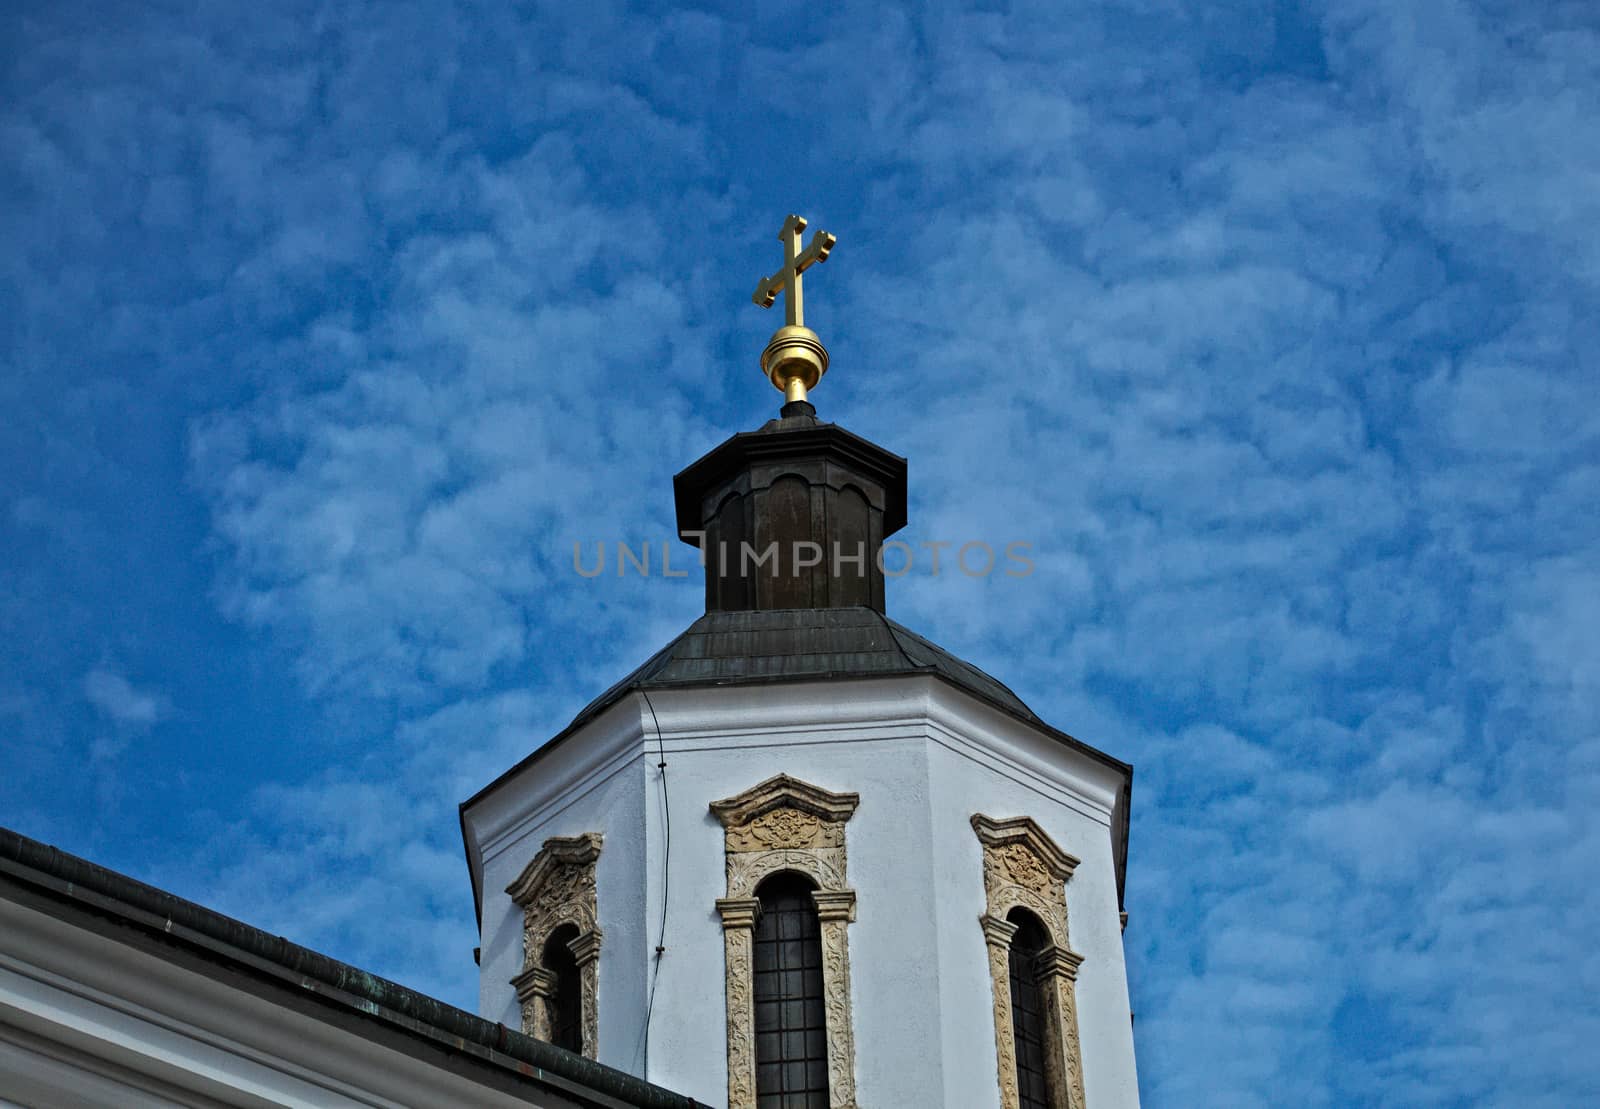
[1007,908,1055,1109]
[542,924,583,1054]
[753,872,828,1107]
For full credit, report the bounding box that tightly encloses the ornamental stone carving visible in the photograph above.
[712,774,860,1109]
[505,832,602,1059]
[972,814,1087,1109]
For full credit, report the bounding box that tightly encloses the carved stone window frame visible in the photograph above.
[505,832,603,1059]
[711,774,860,1109]
[972,814,1088,1109]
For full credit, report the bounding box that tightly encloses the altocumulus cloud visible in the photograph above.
[82,668,168,731]
[80,667,170,765]
[2,0,1597,1106]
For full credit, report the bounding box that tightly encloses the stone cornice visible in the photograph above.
[1035,945,1085,983]
[504,832,604,906]
[568,930,603,966]
[979,913,1019,947]
[715,897,762,930]
[511,965,557,1001]
[970,814,1081,881]
[811,889,857,923]
[709,773,861,828]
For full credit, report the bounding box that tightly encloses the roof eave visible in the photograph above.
[0,825,705,1109]
[456,667,1132,918]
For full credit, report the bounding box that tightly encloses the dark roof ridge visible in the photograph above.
[879,611,926,674]
[880,616,1042,723]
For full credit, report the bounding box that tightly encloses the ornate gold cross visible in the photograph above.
[753,214,836,327]
[752,214,837,403]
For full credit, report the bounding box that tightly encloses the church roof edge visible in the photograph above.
[0,825,706,1109]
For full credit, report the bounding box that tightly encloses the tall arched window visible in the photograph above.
[1007,909,1055,1109]
[542,924,583,1054]
[753,872,828,1107]
[973,813,1088,1109]
[506,832,603,1060]
[712,775,860,1109]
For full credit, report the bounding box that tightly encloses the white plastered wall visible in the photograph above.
[634,680,945,1107]
[924,693,1140,1108]
[464,675,1139,1108]
[468,698,651,1071]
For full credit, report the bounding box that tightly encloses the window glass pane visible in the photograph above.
[1007,912,1054,1109]
[542,925,583,1055]
[753,874,830,1107]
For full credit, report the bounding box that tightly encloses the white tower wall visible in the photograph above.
[472,704,651,1068]
[463,675,1139,1108]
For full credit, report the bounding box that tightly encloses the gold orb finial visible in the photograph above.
[751,214,836,403]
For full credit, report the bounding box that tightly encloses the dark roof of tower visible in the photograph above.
[672,408,909,541]
[460,607,1132,923]
[460,410,1132,927]
[571,607,1037,731]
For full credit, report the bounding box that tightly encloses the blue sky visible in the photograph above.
[3,0,1597,1104]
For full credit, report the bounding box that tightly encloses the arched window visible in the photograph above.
[753,872,828,1107]
[712,775,860,1109]
[505,832,603,1059]
[973,813,1088,1109]
[542,924,583,1054]
[1007,909,1055,1109]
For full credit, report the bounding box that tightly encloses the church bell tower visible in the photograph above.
[459,217,1140,1108]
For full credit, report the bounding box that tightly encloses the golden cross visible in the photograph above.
[752,214,836,328]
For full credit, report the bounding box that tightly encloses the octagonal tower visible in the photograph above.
[460,219,1138,1109]
[460,401,1138,1109]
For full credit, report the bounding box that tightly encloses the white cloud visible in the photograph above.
[82,668,168,730]
[5,0,1599,1104]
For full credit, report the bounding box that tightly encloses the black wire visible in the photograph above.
[639,688,670,1069]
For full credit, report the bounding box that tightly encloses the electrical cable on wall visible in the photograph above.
[637,688,670,1071]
